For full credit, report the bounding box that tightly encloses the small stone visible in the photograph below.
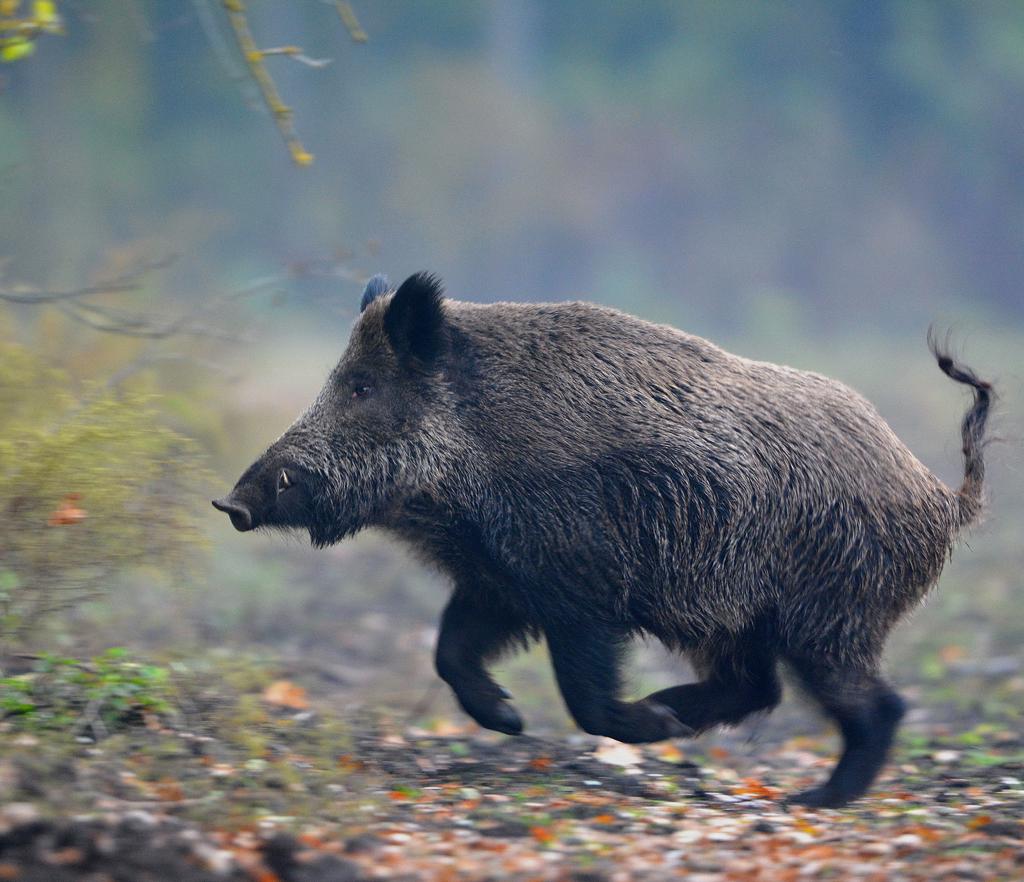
[192,842,236,875]
[343,833,382,853]
[120,810,158,831]
[1,803,38,826]
[674,829,702,844]
[893,833,923,848]
[978,821,1024,839]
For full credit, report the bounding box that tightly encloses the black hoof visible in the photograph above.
[599,700,695,743]
[642,700,696,739]
[787,786,855,809]
[462,697,524,736]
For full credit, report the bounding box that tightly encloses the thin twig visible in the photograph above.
[335,1,367,43]
[260,45,333,68]
[405,679,442,724]
[192,0,263,111]
[87,791,224,809]
[221,0,314,166]
[74,696,110,742]
[0,255,175,305]
[4,653,96,672]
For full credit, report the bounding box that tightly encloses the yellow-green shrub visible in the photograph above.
[0,336,202,651]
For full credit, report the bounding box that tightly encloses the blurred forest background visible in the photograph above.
[1,0,1022,734]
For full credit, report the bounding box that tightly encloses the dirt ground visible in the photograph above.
[1,652,1023,882]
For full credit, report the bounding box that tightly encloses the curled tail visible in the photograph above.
[928,329,994,526]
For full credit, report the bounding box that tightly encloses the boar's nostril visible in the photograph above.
[212,497,253,532]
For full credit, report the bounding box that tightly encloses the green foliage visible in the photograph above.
[0,331,205,650]
[0,0,63,63]
[0,647,175,735]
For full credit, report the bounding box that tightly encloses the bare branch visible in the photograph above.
[0,250,368,345]
[260,46,333,68]
[221,0,314,167]
[191,0,263,111]
[335,1,367,43]
[0,255,176,305]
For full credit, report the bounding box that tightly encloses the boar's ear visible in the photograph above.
[360,273,390,313]
[384,272,446,366]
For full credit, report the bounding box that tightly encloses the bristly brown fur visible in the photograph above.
[216,274,994,808]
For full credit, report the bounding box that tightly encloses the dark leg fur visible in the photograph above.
[434,591,528,736]
[643,649,782,733]
[787,660,906,808]
[545,623,694,743]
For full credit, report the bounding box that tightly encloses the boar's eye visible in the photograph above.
[277,469,293,494]
[352,385,372,400]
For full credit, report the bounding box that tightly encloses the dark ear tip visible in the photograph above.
[397,271,445,302]
[384,272,446,364]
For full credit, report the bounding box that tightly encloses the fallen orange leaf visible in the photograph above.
[903,825,944,843]
[736,777,780,799]
[48,493,86,526]
[654,743,686,763]
[155,778,184,802]
[799,845,838,861]
[262,680,309,710]
[939,644,967,664]
[967,815,993,830]
[530,826,555,844]
[528,757,552,770]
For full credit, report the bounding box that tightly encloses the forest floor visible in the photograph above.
[1,651,1023,882]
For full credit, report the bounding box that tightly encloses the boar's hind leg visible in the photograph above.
[641,645,782,734]
[787,659,906,808]
[435,591,528,736]
[545,623,694,743]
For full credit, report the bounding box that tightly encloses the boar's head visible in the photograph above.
[212,272,458,547]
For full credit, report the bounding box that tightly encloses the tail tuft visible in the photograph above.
[927,328,994,526]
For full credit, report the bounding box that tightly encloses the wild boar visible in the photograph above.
[213,272,993,807]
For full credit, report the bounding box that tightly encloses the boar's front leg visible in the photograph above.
[434,590,527,736]
[545,622,694,743]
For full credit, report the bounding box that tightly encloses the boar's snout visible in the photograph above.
[212,496,254,532]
